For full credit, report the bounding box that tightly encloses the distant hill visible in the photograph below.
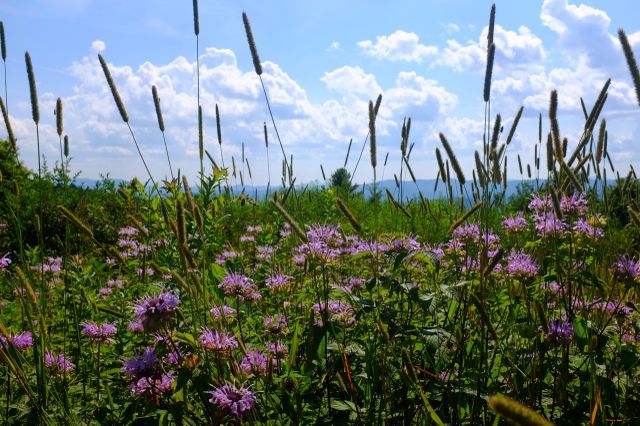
[68,177,569,202]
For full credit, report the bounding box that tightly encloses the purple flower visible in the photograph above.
[560,193,588,216]
[265,274,293,292]
[127,320,145,333]
[306,224,340,244]
[0,252,11,271]
[312,300,355,327]
[263,314,288,336]
[107,278,124,289]
[44,351,75,376]
[532,212,567,237]
[502,212,528,234]
[218,272,261,301]
[209,384,256,418]
[130,373,174,402]
[198,329,238,355]
[548,318,574,346]
[246,225,263,234]
[132,290,180,332]
[256,245,275,260]
[216,250,238,265]
[573,219,603,240]
[528,194,553,213]
[390,236,421,252]
[240,235,255,243]
[239,349,268,376]
[210,305,236,319]
[0,331,33,351]
[268,341,288,359]
[81,321,117,345]
[119,226,140,236]
[505,250,539,279]
[452,222,480,242]
[122,347,160,380]
[98,287,113,299]
[613,255,640,280]
[280,222,292,238]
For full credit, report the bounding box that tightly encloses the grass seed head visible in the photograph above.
[98,54,128,122]
[25,52,39,124]
[243,12,263,76]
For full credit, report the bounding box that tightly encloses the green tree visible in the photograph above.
[330,167,357,196]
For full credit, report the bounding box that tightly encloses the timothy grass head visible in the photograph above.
[98,54,129,123]
[483,43,495,103]
[152,85,165,132]
[25,51,39,124]
[192,0,200,36]
[618,28,640,107]
[0,21,6,62]
[55,97,63,137]
[243,12,263,76]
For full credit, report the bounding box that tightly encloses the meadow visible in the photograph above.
[1,2,640,425]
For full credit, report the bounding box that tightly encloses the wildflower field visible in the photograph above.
[2,2,640,425]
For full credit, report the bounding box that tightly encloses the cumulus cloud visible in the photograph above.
[4,39,459,183]
[90,40,105,54]
[541,0,640,75]
[443,23,461,34]
[438,24,545,73]
[357,30,438,62]
[321,66,382,97]
[385,72,458,121]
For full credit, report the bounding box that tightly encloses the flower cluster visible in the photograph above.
[199,329,238,355]
[132,290,180,332]
[547,318,574,346]
[265,274,294,292]
[505,250,539,279]
[0,331,33,351]
[122,347,174,402]
[210,304,236,319]
[44,351,75,376]
[239,349,268,376]
[0,252,11,272]
[81,321,117,345]
[312,300,355,327]
[209,383,256,418]
[219,272,261,301]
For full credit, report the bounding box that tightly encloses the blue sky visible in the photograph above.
[1,0,639,186]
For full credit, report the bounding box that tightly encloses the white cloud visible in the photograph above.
[357,30,438,62]
[385,72,458,121]
[321,66,382,97]
[90,40,105,54]
[443,23,461,34]
[438,24,545,73]
[541,0,640,74]
[327,41,340,52]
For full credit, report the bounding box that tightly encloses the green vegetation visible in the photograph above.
[1,3,640,425]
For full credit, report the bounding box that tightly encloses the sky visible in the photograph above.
[1,0,639,186]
